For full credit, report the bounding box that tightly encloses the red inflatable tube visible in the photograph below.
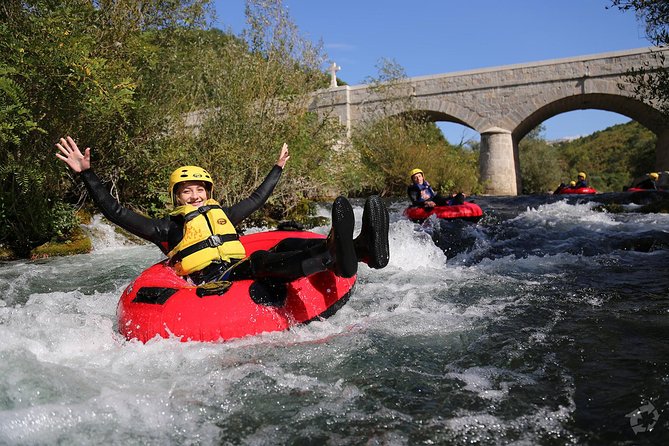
[117,230,356,343]
[625,187,664,193]
[403,202,484,222]
[555,187,597,195]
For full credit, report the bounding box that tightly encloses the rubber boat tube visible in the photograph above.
[403,202,483,222]
[117,230,356,343]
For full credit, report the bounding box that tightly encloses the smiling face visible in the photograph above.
[411,172,425,184]
[175,181,209,207]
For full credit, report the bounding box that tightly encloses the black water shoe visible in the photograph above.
[354,195,390,269]
[328,196,357,278]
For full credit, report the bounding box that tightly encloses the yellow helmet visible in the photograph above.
[650,172,659,180]
[569,181,576,187]
[169,166,213,205]
[409,168,424,178]
[578,172,586,179]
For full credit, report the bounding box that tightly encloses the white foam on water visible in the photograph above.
[511,200,620,231]
[445,365,536,401]
[0,201,602,444]
[514,199,669,236]
[442,401,577,445]
[386,219,447,271]
[83,215,148,251]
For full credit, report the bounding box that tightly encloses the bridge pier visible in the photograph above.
[479,128,518,195]
[656,128,669,171]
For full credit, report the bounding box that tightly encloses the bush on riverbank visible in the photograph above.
[346,59,482,197]
[351,115,481,197]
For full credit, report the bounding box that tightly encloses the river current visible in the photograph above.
[0,193,667,445]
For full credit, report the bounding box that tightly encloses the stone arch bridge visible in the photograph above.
[308,47,669,195]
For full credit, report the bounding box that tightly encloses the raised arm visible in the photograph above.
[55,136,172,250]
[226,143,289,225]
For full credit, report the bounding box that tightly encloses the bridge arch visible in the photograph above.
[513,93,667,141]
[355,96,480,131]
[512,93,669,192]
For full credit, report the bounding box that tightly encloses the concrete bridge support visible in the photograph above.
[479,128,518,195]
[656,128,669,171]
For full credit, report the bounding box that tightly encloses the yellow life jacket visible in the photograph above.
[167,199,246,276]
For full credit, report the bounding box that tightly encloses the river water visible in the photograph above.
[0,193,667,445]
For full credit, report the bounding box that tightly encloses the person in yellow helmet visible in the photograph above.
[574,172,588,189]
[407,168,464,208]
[56,136,389,288]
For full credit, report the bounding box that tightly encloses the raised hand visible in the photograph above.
[276,143,290,168]
[55,136,90,173]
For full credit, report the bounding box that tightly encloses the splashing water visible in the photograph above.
[1,194,668,445]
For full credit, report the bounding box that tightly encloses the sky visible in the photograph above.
[212,0,651,143]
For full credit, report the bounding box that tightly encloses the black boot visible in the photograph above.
[237,247,334,281]
[242,250,307,282]
[450,192,465,205]
[353,195,390,269]
[326,196,357,278]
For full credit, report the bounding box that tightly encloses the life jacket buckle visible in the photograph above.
[208,234,223,247]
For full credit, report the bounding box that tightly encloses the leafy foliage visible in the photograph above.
[0,65,42,145]
[610,0,669,44]
[0,161,78,256]
[0,0,345,254]
[610,0,669,114]
[519,126,566,194]
[352,115,481,196]
[555,121,656,191]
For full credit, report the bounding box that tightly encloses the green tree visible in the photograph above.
[518,125,565,194]
[0,0,158,254]
[141,0,345,221]
[610,0,669,114]
[0,0,214,255]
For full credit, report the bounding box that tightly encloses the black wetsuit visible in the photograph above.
[635,178,657,190]
[81,167,325,284]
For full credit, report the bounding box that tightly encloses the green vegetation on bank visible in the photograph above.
[346,58,483,198]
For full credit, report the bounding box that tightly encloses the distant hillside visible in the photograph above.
[552,121,656,192]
